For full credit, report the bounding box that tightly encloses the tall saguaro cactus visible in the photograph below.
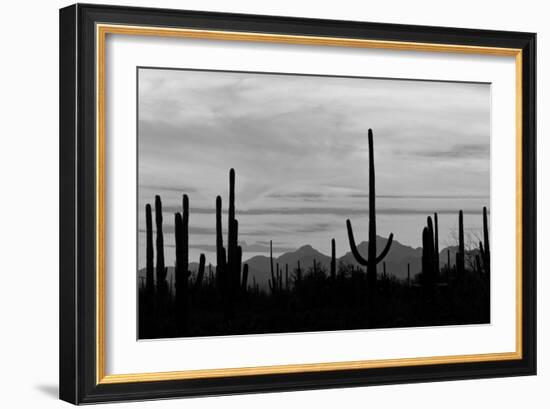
[215,195,225,289]
[269,240,276,293]
[155,195,167,294]
[422,216,436,292]
[174,195,191,332]
[480,206,490,274]
[214,169,249,312]
[227,169,238,291]
[346,129,394,292]
[174,212,188,332]
[330,239,336,280]
[457,210,465,275]
[434,212,440,277]
[145,204,155,297]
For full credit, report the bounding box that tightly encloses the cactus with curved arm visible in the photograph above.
[346,129,394,288]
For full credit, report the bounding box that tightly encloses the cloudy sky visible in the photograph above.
[137,67,490,268]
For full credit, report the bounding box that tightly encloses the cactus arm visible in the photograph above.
[375,233,394,264]
[346,219,368,266]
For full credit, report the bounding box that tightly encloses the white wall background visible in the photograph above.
[0,0,546,407]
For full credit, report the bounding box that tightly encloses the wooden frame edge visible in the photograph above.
[94,23,524,385]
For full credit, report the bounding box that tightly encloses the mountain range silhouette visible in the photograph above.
[139,235,479,290]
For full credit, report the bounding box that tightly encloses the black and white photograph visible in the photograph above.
[50,2,537,405]
[137,68,491,339]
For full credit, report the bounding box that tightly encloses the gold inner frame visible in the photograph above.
[95,23,523,385]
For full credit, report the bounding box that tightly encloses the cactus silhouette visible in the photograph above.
[241,263,248,293]
[154,195,168,300]
[285,264,289,290]
[269,240,276,294]
[215,195,225,289]
[346,129,394,317]
[214,169,249,312]
[194,254,206,290]
[174,195,206,334]
[457,210,465,275]
[475,254,482,274]
[422,216,436,294]
[330,239,336,280]
[434,212,440,277]
[480,206,490,274]
[174,210,189,332]
[145,204,155,297]
[227,169,239,293]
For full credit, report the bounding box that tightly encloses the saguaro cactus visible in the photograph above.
[215,169,249,308]
[457,210,465,275]
[194,254,206,290]
[285,264,289,290]
[145,204,154,297]
[422,217,436,291]
[269,240,276,293]
[182,195,189,282]
[330,239,336,280]
[174,211,189,332]
[480,206,490,274]
[227,169,239,291]
[346,129,394,292]
[434,212,440,277]
[241,263,248,293]
[215,195,225,288]
[155,195,167,295]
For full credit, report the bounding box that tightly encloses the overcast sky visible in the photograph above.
[137,68,490,268]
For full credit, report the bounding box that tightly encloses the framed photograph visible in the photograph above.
[59,3,536,404]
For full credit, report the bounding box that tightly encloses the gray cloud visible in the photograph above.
[140,184,197,193]
[410,143,489,159]
[266,192,324,199]
[183,241,295,254]
[142,206,487,220]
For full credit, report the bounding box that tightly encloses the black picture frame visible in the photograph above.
[59,3,536,404]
